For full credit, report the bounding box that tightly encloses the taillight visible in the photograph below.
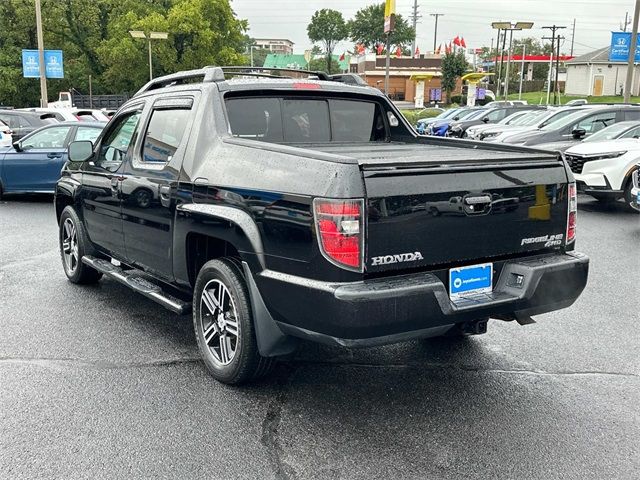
[566,182,577,244]
[313,198,364,272]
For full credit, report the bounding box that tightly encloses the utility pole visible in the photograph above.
[570,18,576,57]
[624,0,640,103]
[543,25,566,104]
[554,33,564,104]
[622,11,631,32]
[430,13,444,52]
[409,0,421,56]
[35,0,48,107]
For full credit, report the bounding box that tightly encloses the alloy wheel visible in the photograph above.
[200,279,240,366]
[62,218,79,274]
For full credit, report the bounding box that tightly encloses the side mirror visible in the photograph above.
[482,117,490,123]
[572,128,586,139]
[12,141,22,152]
[68,140,94,162]
[453,116,460,120]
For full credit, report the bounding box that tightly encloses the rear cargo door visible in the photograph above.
[363,158,569,273]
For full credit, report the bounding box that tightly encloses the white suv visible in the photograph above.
[564,121,640,210]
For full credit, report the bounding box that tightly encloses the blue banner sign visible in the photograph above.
[22,50,64,79]
[609,32,640,62]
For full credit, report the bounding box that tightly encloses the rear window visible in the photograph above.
[225,97,386,143]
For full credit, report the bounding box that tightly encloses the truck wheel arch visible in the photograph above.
[179,204,266,286]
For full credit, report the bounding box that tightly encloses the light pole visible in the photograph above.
[35,0,48,107]
[491,22,533,100]
[129,31,168,81]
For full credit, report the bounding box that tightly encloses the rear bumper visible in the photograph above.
[257,252,589,347]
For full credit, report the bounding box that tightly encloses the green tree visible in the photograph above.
[441,50,469,103]
[0,0,249,106]
[348,3,415,51]
[308,57,340,74]
[307,9,348,74]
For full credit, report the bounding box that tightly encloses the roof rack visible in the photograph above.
[135,67,225,96]
[220,66,330,81]
[134,65,343,96]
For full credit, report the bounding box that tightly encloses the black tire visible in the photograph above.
[59,206,102,284]
[193,258,274,385]
[623,178,639,213]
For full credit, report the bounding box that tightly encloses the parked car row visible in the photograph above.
[414,103,640,211]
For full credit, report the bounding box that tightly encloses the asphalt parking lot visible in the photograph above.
[0,195,638,479]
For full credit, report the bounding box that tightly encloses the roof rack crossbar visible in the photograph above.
[134,66,224,96]
[221,72,289,79]
[220,66,330,81]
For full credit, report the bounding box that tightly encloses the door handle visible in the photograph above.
[110,176,121,197]
[47,153,62,159]
[159,184,171,207]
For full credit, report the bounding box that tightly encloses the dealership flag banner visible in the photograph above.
[609,32,640,62]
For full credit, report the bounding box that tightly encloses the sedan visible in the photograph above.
[0,122,104,197]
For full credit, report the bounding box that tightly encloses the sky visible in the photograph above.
[232,0,634,57]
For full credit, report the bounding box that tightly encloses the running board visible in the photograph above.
[82,256,191,315]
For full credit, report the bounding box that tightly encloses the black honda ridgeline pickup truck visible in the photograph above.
[55,67,589,384]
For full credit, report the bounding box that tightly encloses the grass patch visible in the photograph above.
[507,91,640,105]
[400,108,443,125]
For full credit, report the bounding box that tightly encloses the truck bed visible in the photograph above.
[298,141,559,169]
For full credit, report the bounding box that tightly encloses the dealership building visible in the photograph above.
[565,42,640,96]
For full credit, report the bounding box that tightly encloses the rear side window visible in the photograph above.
[226,97,386,143]
[141,109,190,163]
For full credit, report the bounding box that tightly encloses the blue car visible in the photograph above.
[416,108,463,134]
[428,108,488,136]
[0,121,104,197]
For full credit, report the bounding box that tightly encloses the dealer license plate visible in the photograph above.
[449,262,493,299]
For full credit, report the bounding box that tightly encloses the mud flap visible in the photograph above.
[242,262,298,357]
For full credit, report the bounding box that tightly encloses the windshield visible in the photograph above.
[583,122,636,142]
[511,110,546,126]
[461,109,488,121]
[440,108,461,119]
[499,111,529,125]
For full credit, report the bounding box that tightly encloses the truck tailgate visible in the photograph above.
[342,144,569,273]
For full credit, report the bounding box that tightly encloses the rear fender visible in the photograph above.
[174,203,265,282]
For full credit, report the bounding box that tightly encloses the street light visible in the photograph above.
[491,21,533,100]
[129,30,168,81]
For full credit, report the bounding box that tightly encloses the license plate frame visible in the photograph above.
[449,262,494,299]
